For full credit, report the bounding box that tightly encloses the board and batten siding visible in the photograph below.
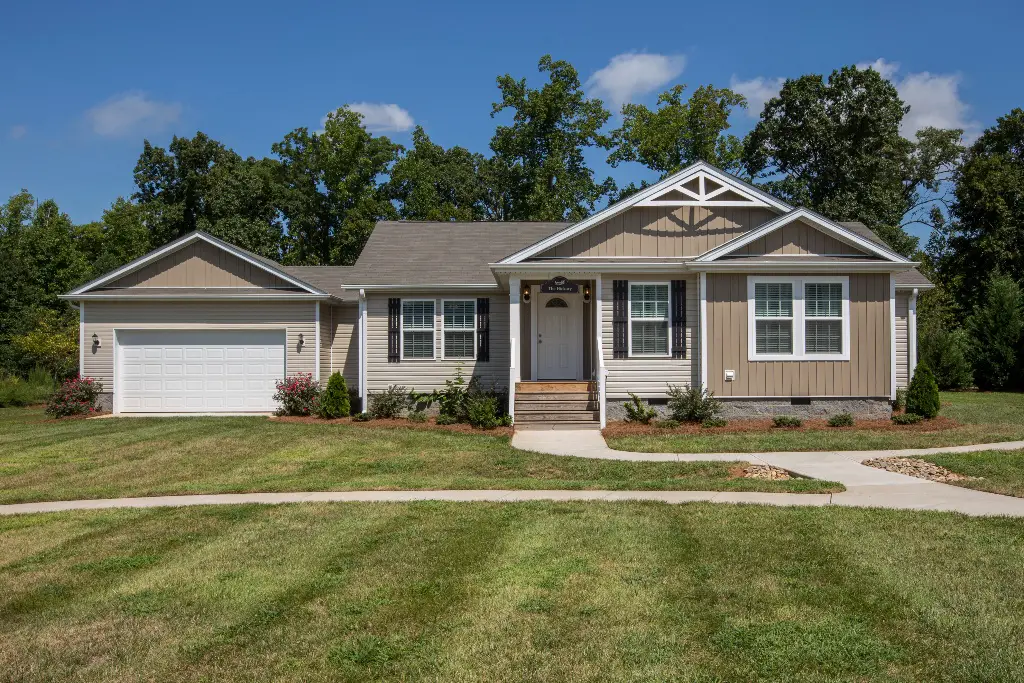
[365,291,509,393]
[539,206,777,258]
[322,303,359,388]
[895,291,909,388]
[731,220,871,257]
[600,274,699,399]
[82,301,317,391]
[706,273,891,397]
[106,241,294,289]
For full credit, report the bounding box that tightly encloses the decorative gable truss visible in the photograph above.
[635,169,772,207]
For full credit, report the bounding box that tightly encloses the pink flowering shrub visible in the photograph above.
[273,373,322,416]
[45,376,103,418]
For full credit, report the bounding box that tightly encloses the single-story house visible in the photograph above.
[62,161,931,427]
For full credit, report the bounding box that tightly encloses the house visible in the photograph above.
[62,162,931,427]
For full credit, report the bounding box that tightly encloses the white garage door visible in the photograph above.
[117,330,286,413]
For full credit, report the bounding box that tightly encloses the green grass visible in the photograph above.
[922,449,1024,498]
[0,408,839,504]
[606,391,1024,453]
[2,502,1024,681]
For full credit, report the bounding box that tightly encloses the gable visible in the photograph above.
[104,240,297,289]
[725,219,875,259]
[535,206,778,259]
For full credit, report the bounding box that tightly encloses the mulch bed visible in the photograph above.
[863,457,978,483]
[270,415,513,437]
[602,416,961,438]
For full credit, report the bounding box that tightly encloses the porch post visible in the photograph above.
[595,275,606,428]
[358,289,367,411]
[509,277,521,422]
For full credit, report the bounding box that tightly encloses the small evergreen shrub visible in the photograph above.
[701,417,728,428]
[352,412,371,422]
[316,372,351,418]
[498,414,513,427]
[827,413,855,427]
[369,385,411,419]
[893,387,908,412]
[467,395,499,429]
[667,384,722,423]
[623,393,658,424]
[408,410,428,423]
[772,415,803,428]
[435,414,458,426]
[920,327,974,390]
[906,363,940,419]
[272,373,321,416]
[892,412,923,425]
[45,376,103,418]
[654,418,680,429]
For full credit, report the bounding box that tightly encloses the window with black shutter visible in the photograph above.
[476,297,490,362]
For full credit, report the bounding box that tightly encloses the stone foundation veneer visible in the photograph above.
[96,392,114,412]
[606,397,891,422]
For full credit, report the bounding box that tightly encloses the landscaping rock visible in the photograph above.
[742,464,792,480]
[863,457,978,483]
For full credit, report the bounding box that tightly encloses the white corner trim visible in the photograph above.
[699,272,708,390]
[890,276,897,400]
[79,302,85,378]
[909,287,919,380]
[508,276,521,422]
[358,289,367,409]
[746,275,851,362]
[314,302,321,381]
[595,274,606,428]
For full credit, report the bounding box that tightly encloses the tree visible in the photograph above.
[273,107,400,265]
[317,371,351,418]
[906,363,941,418]
[92,198,152,274]
[387,127,488,221]
[966,273,1024,390]
[488,55,615,221]
[609,84,747,177]
[919,327,973,390]
[743,65,963,256]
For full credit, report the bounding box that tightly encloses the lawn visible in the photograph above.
[606,391,1024,453]
[0,408,839,504]
[3,502,1024,681]
[922,449,1024,498]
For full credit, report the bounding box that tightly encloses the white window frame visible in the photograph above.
[747,275,850,361]
[400,298,436,361]
[627,281,672,358]
[441,298,476,360]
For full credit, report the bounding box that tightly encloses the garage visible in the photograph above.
[116,330,286,413]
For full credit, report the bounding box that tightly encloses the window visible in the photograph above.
[443,300,475,359]
[629,283,669,356]
[402,299,435,359]
[747,277,849,361]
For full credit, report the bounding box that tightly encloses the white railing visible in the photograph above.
[509,336,516,423]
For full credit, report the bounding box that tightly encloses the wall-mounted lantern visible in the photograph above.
[297,333,305,348]
[521,283,531,304]
[582,284,592,304]
[91,333,101,348]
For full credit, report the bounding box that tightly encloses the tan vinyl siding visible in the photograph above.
[108,241,293,289]
[323,303,359,387]
[366,292,509,392]
[706,273,891,397]
[83,301,316,390]
[538,206,777,258]
[601,274,698,399]
[731,219,871,257]
[895,291,909,388]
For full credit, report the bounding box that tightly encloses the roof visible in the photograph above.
[838,222,933,288]
[279,266,359,301]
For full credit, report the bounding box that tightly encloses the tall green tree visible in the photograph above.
[488,55,615,221]
[386,126,488,221]
[966,273,1024,390]
[273,107,401,265]
[92,198,152,274]
[609,84,747,177]
[743,65,962,256]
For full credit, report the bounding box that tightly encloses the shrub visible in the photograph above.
[317,372,351,418]
[892,412,923,425]
[408,410,428,423]
[893,387,908,412]
[827,413,855,427]
[701,417,728,428]
[435,414,458,426]
[654,418,680,429]
[623,393,658,424]
[467,395,499,429]
[772,415,803,428]
[272,373,321,416]
[436,367,470,421]
[906,363,940,419]
[667,384,722,423]
[0,367,59,408]
[920,327,974,390]
[966,273,1024,391]
[45,376,103,418]
[352,412,371,422]
[498,414,513,428]
[8,311,79,379]
[369,385,411,419]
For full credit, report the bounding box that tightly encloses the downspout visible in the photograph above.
[909,288,919,380]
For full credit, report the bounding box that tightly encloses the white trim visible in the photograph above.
[399,298,437,361]
[746,275,851,362]
[627,281,672,358]
[595,275,606,428]
[497,161,790,265]
[358,289,367,410]
[909,287,919,380]
[314,302,321,381]
[699,273,708,390]
[491,262,688,274]
[695,208,911,264]
[890,276,897,400]
[62,294,332,301]
[509,277,521,423]
[346,283,497,290]
[68,231,326,296]
[78,303,85,378]
[691,261,915,273]
[440,298,477,360]
[329,304,334,375]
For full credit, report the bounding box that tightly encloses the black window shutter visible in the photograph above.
[387,298,401,363]
[612,280,628,359]
[477,297,490,362]
[672,280,686,358]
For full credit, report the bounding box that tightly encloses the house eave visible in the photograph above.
[59,293,335,301]
[694,261,919,273]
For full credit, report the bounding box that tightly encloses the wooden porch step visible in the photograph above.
[515,411,600,422]
[515,422,603,431]
[514,401,598,412]
[515,392,594,402]
[516,382,595,393]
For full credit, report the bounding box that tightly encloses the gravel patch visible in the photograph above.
[742,464,793,481]
[863,457,979,483]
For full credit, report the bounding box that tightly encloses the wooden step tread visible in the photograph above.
[516,382,595,393]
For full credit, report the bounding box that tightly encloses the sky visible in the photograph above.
[2,0,1022,244]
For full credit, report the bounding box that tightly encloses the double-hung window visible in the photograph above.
[401,299,435,359]
[443,300,476,359]
[748,276,849,361]
[629,283,670,356]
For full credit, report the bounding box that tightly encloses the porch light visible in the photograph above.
[521,283,531,304]
[91,333,100,348]
[582,284,592,303]
[297,333,305,348]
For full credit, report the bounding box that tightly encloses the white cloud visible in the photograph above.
[9,124,27,140]
[85,92,182,138]
[858,58,900,81]
[587,52,686,109]
[336,103,414,133]
[728,76,785,117]
[860,59,979,140]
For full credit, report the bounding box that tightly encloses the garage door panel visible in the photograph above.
[118,330,285,413]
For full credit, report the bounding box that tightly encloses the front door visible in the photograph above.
[536,291,581,380]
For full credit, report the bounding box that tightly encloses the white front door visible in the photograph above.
[536,292,581,380]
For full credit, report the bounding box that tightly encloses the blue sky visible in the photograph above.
[2,0,1021,243]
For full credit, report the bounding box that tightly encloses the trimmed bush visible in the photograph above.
[772,415,803,428]
[892,412,923,425]
[893,387,908,412]
[701,417,728,428]
[369,385,411,419]
[435,414,458,426]
[667,384,722,423]
[408,410,428,423]
[45,376,103,418]
[623,393,658,424]
[906,363,941,419]
[654,418,680,429]
[467,395,499,429]
[498,414,513,428]
[273,373,321,416]
[317,372,351,418]
[827,413,855,427]
[920,327,974,390]
[352,412,372,422]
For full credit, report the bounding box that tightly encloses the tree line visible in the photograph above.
[1,56,1022,388]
